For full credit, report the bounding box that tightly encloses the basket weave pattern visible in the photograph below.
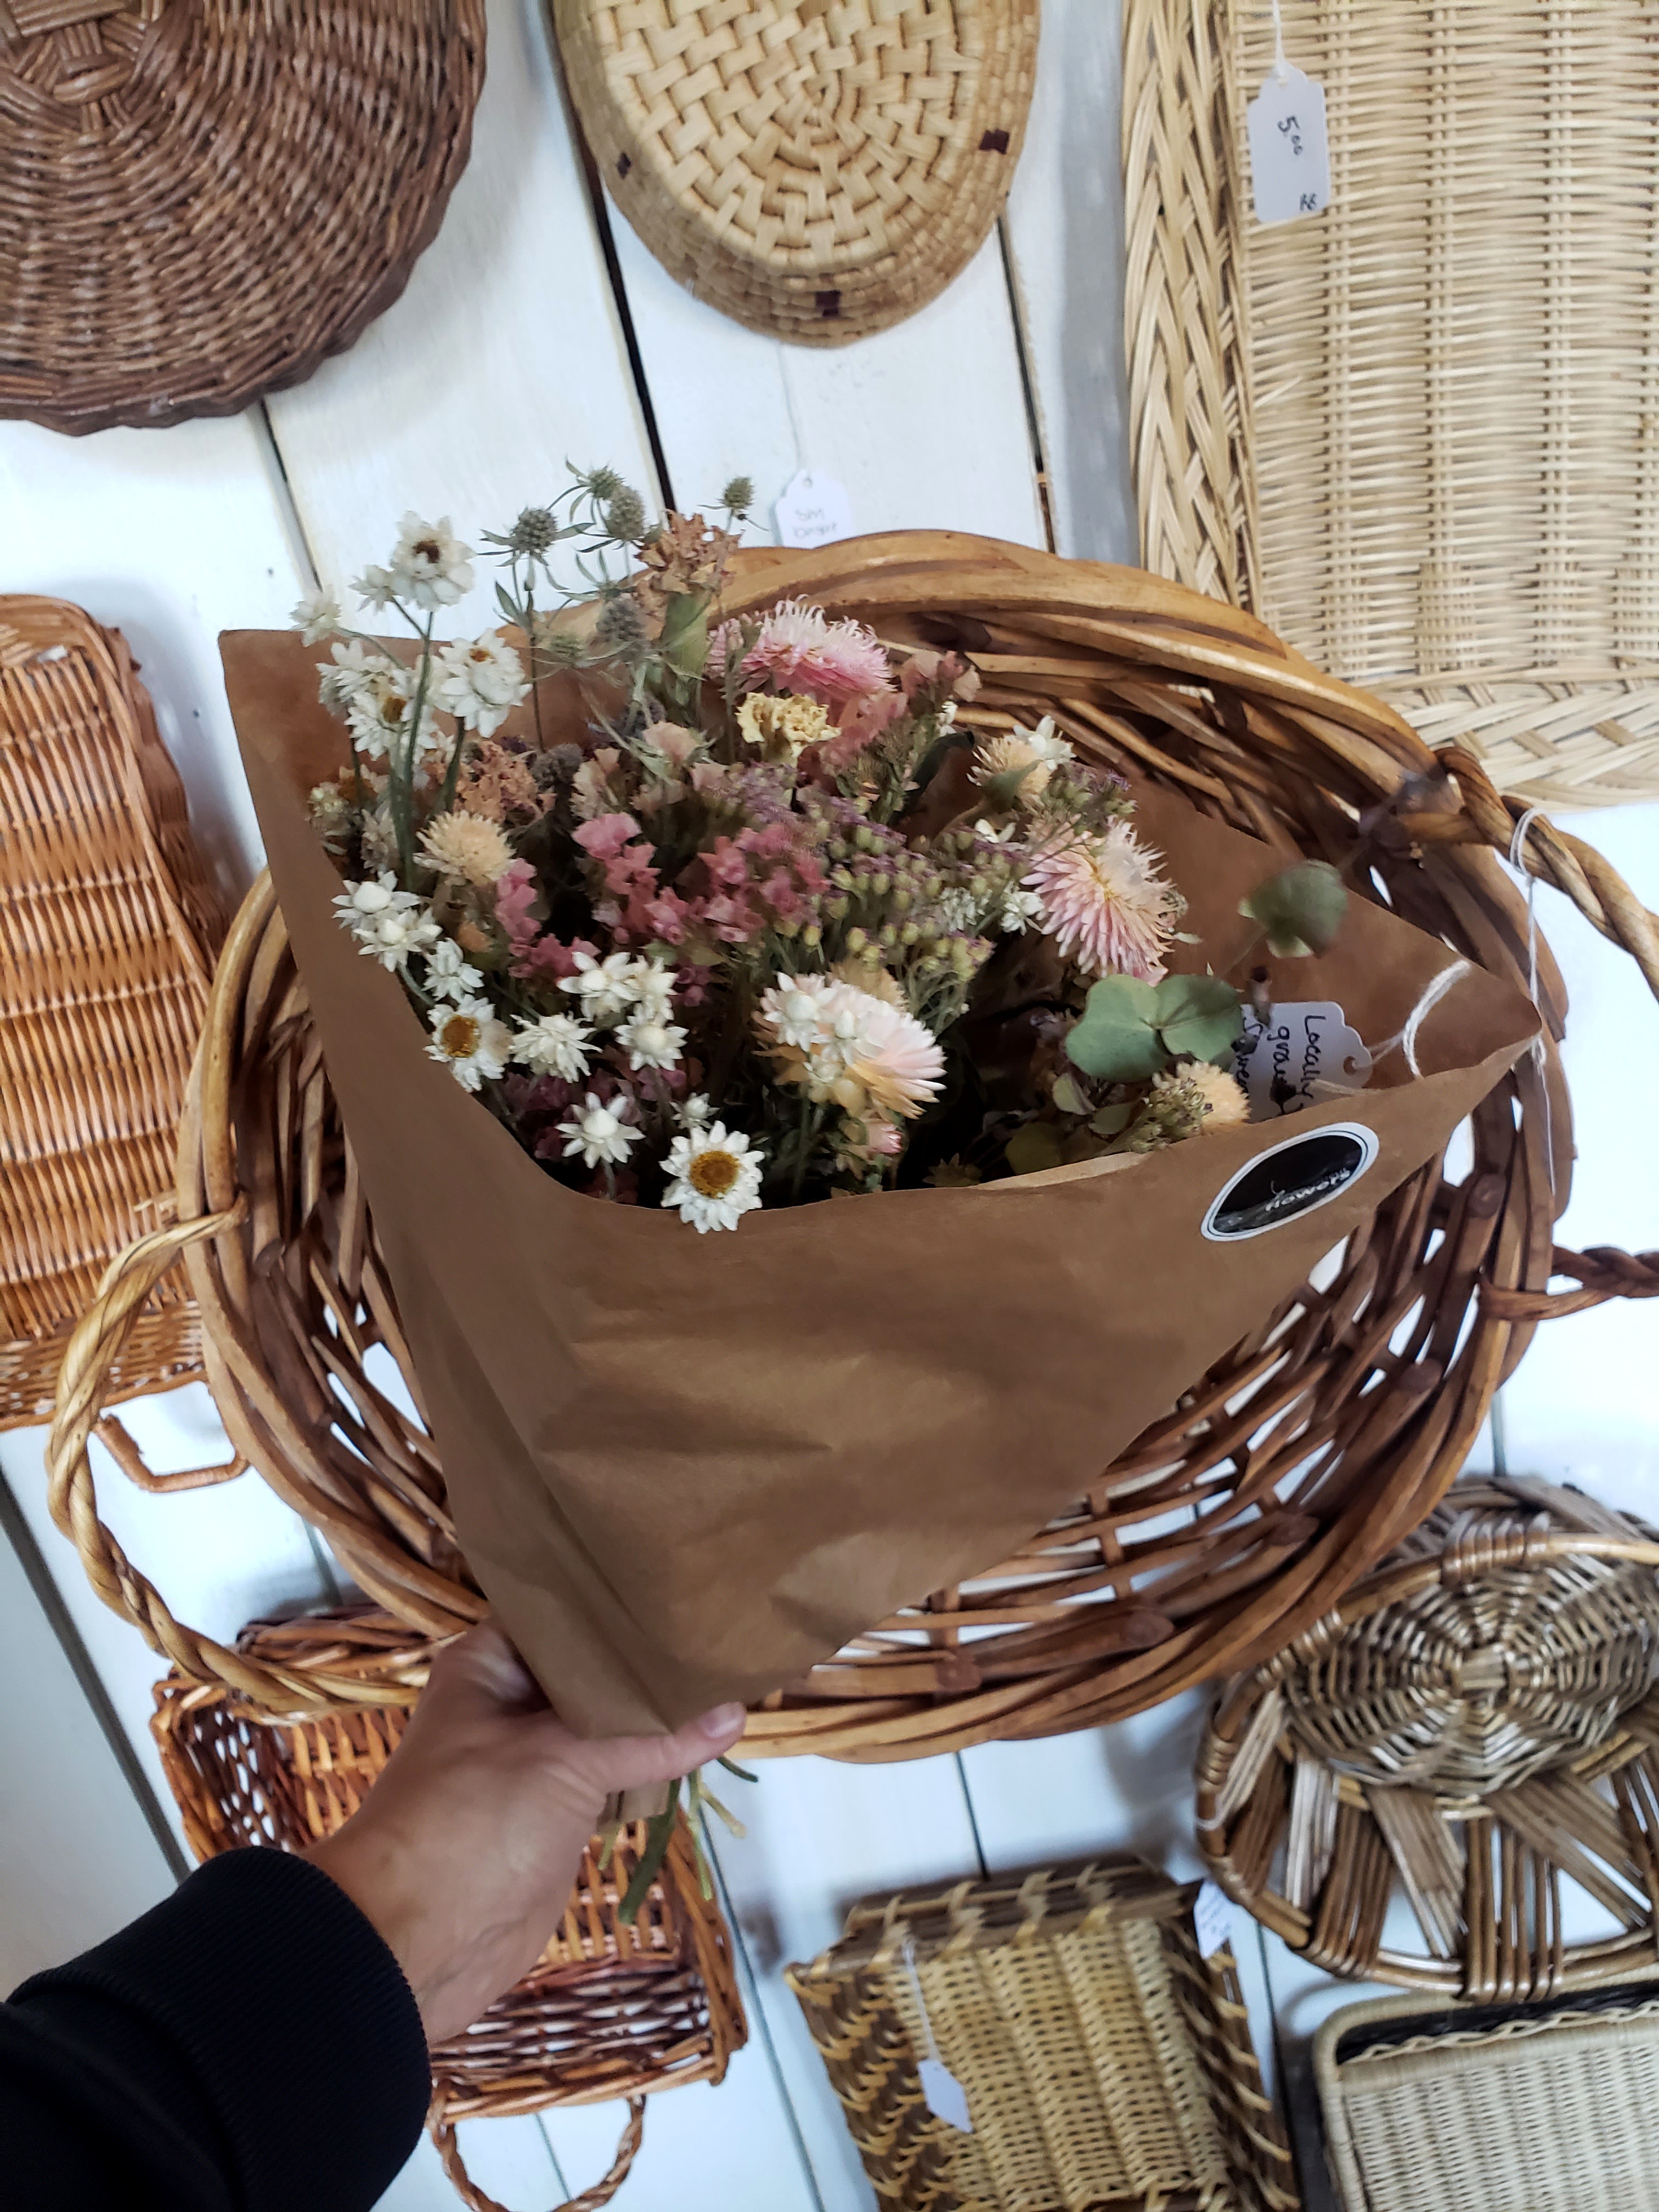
[1198,1477,1659,2000]
[1123,0,1659,808]
[1,596,223,1427]
[786,1858,1299,2211]
[0,0,486,433]
[555,0,1038,345]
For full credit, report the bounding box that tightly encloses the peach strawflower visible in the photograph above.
[734,600,894,708]
[1023,820,1182,981]
[755,973,945,1120]
[419,810,516,887]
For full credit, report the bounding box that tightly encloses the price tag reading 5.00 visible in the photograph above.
[1246,64,1331,225]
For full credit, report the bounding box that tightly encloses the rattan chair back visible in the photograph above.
[0,0,485,433]
[1124,0,1659,807]
[554,0,1039,345]
[1,596,223,1428]
[1198,1477,1659,2001]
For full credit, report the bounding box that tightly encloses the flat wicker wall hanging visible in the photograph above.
[1197,1477,1659,2004]
[153,1606,746,2212]
[786,1857,1299,2211]
[43,538,1659,1759]
[553,0,1039,345]
[1,596,224,1429]
[0,0,486,435]
[1123,0,1659,808]
[1313,1979,1659,2212]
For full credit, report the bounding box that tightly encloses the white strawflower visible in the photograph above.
[679,1092,712,1128]
[435,633,530,737]
[971,714,1074,803]
[560,949,653,1026]
[423,938,483,1002]
[389,512,475,610]
[663,1123,765,1233]
[353,563,400,612]
[346,663,441,764]
[318,637,384,710]
[332,874,441,972]
[630,958,679,1022]
[998,884,1042,932]
[616,1011,686,1072]
[557,1093,643,1170]
[292,589,343,644]
[419,810,515,887]
[765,981,826,1049]
[512,1012,594,1082]
[425,997,512,1092]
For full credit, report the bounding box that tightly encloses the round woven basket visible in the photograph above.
[0,0,486,435]
[1196,1477,1659,2002]
[153,1606,746,2212]
[45,538,1659,1759]
[554,0,1038,345]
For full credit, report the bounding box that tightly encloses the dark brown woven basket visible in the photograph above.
[0,0,486,435]
[153,1607,747,2211]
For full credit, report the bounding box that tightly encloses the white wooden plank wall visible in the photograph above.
[2,2,1655,2205]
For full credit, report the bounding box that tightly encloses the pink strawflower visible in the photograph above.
[755,973,944,1120]
[737,600,895,708]
[1023,821,1182,981]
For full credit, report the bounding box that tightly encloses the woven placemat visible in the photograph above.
[1,0,486,435]
[1124,0,1659,807]
[555,0,1039,346]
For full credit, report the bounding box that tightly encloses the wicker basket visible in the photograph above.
[153,1606,746,2212]
[44,537,1659,1755]
[554,0,1039,345]
[1,596,224,1430]
[0,0,485,435]
[1314,1980,1659,2212]
[786,1857,1299,2211]
[1123,0,1659,809]
[1197,1476,1659,2002]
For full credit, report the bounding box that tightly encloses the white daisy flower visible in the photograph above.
[662,1123,765,1233]
[512,1012,594,1082]
[389,512,475,610]
[423,938,483,1002]
[425,997,512,1092]
[559,949,652,1027]
[434,632,530,738]
[557,1093,643,1170]
[679,1092,712,1128]
[291,589,343,645]
[616,1011,686,1073]
[998,884,1043,932]
[353,563,400,612]
[332,874,441,972]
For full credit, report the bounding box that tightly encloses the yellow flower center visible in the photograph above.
[439,1013,480,1060]
[689,1149,741,1198]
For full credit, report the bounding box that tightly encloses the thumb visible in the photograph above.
[575,1702,749,1795]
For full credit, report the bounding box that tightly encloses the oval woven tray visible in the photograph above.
[555,0,1038,345]
[46,538,1659,1762]
[0,0,485,435]
[1197,1476,1659,2001]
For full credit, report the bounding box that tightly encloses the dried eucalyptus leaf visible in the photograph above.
[1153,972,1243,1063]
[1051,1071,1091,1118]
[1239,860,1348,958]
[658,591,710,678]
[1005,1121,1066,1176]
[1064,974,1166,1081]
[1088,1101,1134,1137]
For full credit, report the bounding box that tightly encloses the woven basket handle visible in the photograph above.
[1481,1245,1659,1324]
[430,2097,644,2212]
[46,1209,416,1714]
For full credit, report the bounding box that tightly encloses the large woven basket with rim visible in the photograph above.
[1197,1476,1659,2002]
[1313,1979,1659,2212]
[0,0,485,435]
[554,0,1038,345]
[44,537,1659,1758]
[1,596,223,1430]
[786,1856,1299,2211]
[153,1606,746,2212]
[1124,0,1659,809]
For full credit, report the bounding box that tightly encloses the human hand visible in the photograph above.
[303,1623,747,2046]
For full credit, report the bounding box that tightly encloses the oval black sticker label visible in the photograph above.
[1201,1121,1379,1242]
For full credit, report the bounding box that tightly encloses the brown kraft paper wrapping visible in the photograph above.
[222,628,1539,1739]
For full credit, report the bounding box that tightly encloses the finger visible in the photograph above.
[577,1703,749,1793]
[421,1622,542,1714]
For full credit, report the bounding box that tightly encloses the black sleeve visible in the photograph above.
[2,1848,431,2212]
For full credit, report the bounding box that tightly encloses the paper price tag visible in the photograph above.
[774,468,854,550]
[1246,64,1331,225]
[1193,1880,1236,1960]
[918,2057,974,2132]
[1233,1001,1371,1119]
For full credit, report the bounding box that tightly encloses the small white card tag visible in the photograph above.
[774,468,854,549]
[917,2056,974,2132]
[1233,1001,1372,1119]
[1246,64,1331,225]
[1194,1880,1236,1960]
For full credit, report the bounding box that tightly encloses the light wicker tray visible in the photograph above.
[1124,0,1659,807]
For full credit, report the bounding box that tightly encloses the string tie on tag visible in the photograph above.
[1372,959,1473,1079]
[900,1933,942,2063]
[1269,0,1290,81]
